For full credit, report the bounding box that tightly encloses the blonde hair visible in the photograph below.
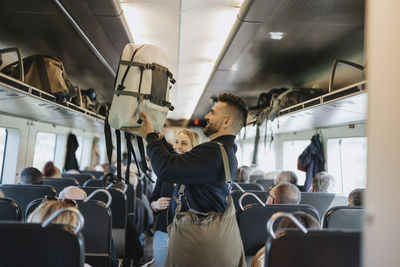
[177,129,200,147]
[27,201,79,227]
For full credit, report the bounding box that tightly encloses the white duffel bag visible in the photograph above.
[108,44,175,132]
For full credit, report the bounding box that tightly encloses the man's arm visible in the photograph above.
[146,135,224,185]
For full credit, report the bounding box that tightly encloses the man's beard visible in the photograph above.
[203,120,221,137]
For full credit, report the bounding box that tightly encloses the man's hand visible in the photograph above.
[121,112,154,138]
[151,197,171,211]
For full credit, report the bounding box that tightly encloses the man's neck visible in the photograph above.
[208,131,234,141]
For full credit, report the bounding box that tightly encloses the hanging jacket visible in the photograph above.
[64,133,80,171]
[298,134,325,192]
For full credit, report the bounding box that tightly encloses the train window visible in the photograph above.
[0,128,7,180]
[327,137,367,194]
[32,132,56,170]
[283,140,310,185]
[257,143,276,173]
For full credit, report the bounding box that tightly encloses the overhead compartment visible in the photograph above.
[0,73,104,132]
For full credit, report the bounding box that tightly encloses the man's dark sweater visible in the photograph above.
[146,133,238,214]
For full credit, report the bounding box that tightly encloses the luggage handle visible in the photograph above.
[266,212,308,239]
[0,47,24,82]
[238,192,266,211]
[41,207,84,235]
[84,189,112,208]
[328,59,364,92]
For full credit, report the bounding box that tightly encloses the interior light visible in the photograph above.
[269,32,285,40]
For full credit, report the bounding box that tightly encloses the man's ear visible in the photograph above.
[222,116,233,129]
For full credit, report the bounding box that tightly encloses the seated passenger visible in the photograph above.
[42,161,62,178]
[266,183,301,205]
[0,189,3,198]
[275,171,298,185]
[66,169,80,174]
[20,167,43,185]
[27,198,93,267]
[311,171,333,192]
[235,166,251,183]
[348,188,364,206]
[251,211,320,267]
[59,186,87,200]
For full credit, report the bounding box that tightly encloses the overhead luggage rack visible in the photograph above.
[0,73,105,131]
[272,80,367,134]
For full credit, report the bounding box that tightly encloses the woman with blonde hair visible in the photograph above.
[27,197,79,226]
[150,129,200,267]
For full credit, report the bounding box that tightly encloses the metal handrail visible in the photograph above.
[41,207,84,235]
[233,182,245,193]
[238,192,266,211]
[266,212,308,239]
[84,189,112,208]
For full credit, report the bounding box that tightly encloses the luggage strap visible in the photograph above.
[177,142,232,203]
[113,90,174,111]
[119,60,176,84]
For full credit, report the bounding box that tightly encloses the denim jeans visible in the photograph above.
[153,230,169,267]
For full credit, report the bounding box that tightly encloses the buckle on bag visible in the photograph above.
[226,181,232,193]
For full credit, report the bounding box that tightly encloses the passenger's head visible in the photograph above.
[235,166,251,183]
[27,198,79,227]
[311,171,333,192]
[348,188,364,206]
[20,167,43,185]
[277,211,321,230]
[42,161,62,178]
[59,186,87,200]
[0,189,3,198]
[275,171,298,185]
[267,183,301,205]
[174,129,200,154]
[203,93,248,138]
[65,169,80,174]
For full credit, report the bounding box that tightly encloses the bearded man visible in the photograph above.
[128,92,248,216]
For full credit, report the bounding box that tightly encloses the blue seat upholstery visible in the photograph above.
[238,204,319,255]
[232,190,269,213]
[255,179,275,191]
[323,206,363,230]
[43,178,79,193]
[83,179,105,187]
[234,183,265,191]
[265,230,360,267]
[80,187,127,258]
[0,222,85,267]
[0,198,22,221]
[62,173,94,185]
[78,200,112,267]
[0,184,56,220]
[300,192,348,221]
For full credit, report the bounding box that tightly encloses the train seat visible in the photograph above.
[238,204,319,256]
[78,200,112,267]
[62,173,95,185]
[83,179,105,187]
[232,190,268,214]
[80,187,127,258]
[255,179,275,191]
[43,178,79,193]
[0,197,22,221]
[0,184,56,220]
[265,230,360,267]
[234,183,265,191]
[0,220,85,266]
[300,192,348,221]
[81,171,105,178]
[323,206,363,230]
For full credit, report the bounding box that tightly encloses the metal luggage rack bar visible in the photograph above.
[0,73,105,131]
[278,80,367,117]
